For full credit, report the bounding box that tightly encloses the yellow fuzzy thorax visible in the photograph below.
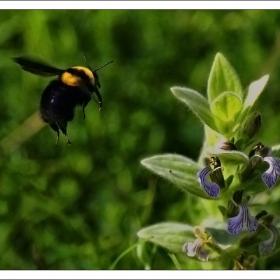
[61,66,94,86]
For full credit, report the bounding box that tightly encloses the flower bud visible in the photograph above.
[227,190,243,218]
[209,157,225,189]
[244,112,262,139]
[242,255,257,269]
[261,213,275,226]
[255,210,268,220]
[218,141,238,151]
[242,144,264,181]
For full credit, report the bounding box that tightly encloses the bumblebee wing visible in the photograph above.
[13,56,64,77]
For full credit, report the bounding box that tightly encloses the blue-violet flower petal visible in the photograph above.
[227,205,258,235]
[183,238,209,262]
[197,167,220,198]
[259,224,279,256]
[262,156,280,188]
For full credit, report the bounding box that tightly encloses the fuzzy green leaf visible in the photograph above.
[141,154,211,199]
[207,53,242,102]
[210,91,242,123]
[243,75,269,111]
[137,222,194,253]
[206,147,249,166]
[171,87,218,132]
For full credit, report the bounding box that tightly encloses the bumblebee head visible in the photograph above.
[60,61,113,109]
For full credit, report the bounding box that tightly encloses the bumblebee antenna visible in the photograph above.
[95,61,114,71]
[81,51,93,71]
[81,51,113,72]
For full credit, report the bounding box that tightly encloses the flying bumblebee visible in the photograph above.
[13,56,113,144]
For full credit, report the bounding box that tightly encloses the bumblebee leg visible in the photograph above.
[49,123,60,145]
[57,122,71,145]
[82,100,90,119]
[94,87,102,111]
[55,131,60,145]
[65,135,71,145]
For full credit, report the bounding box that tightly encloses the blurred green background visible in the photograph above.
[0,10,280,269]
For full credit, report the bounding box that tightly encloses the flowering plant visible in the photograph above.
[137,53,280,269]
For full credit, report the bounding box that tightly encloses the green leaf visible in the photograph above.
[201,218,245,248]
[141,154,211,199]
[171,87,218,132]
[207,53,242,102]
[137,222,194,253]
[241,168,267,195]
[270,144,280,158]
[206,147,249,166]
[210,91,242,122]
[243,75,269,111]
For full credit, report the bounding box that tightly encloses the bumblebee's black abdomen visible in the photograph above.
[40,80,90,124]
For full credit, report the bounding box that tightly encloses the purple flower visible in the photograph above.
[259,224,279,256]
[227,204,258,235]
[197,167,220,198]
[262,156,280,188]
[183,237,209,262]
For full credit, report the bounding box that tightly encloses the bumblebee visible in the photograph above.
[13,56,113,144]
